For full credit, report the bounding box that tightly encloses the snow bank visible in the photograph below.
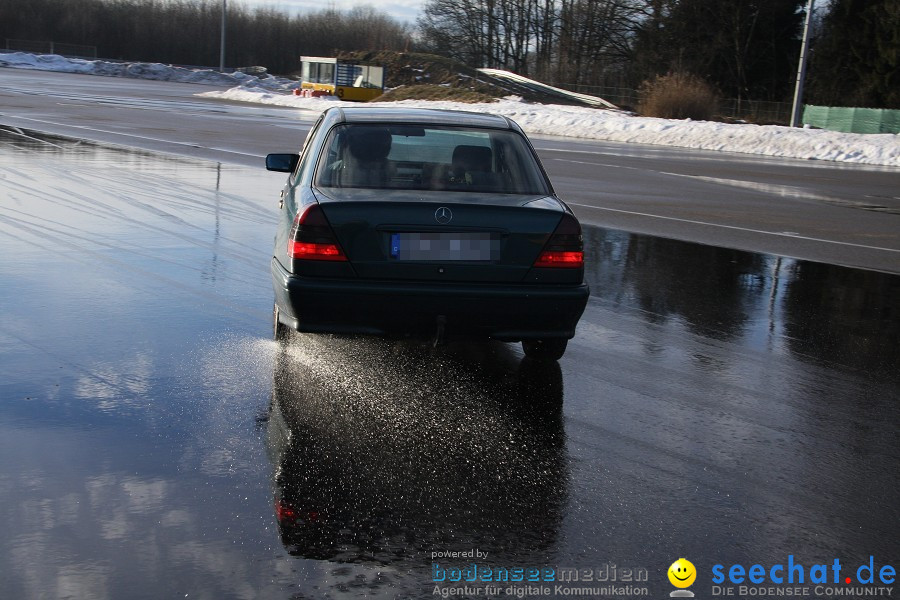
[0,51,298,90]
[200,88,900,167]
[2,51,897,166]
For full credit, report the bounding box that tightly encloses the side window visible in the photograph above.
[292,114,324,182]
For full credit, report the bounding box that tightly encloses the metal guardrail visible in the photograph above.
[5,39,97,59]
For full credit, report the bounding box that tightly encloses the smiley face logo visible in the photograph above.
[668,558,697,588]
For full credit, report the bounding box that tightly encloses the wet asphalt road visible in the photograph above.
[0,76,899,600]
[1,68,899,272]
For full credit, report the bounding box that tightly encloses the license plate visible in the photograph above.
[390,232,498,261]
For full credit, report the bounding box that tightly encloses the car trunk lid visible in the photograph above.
[314,188,564,283]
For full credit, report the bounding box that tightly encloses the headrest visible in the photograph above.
[452,145,492,172]
[347,127,392,162]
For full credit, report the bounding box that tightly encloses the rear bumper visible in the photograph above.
[272,258,589,341]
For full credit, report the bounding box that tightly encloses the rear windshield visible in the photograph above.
[314,124,550,195]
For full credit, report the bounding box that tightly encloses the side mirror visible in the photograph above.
[266,153,300,173]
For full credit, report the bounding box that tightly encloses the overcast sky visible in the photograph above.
[245,0,425,23]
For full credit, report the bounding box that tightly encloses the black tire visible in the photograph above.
[273,303,289,341]
[521,339,567,361]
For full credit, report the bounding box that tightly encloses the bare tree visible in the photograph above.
[0,0,411,74]
[419,0,640,87]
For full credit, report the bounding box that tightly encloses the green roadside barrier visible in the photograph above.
[802,105,900,134]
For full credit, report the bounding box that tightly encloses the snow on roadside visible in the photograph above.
[0,51,298,90]
[2,51,897,167]
[200,88,900,167]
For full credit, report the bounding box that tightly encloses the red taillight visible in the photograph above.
[535,250,584,267]
[288,241,345,260]
[533,213,584,268]
[288,204,347,261]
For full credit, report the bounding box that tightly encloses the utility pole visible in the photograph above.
[219,0,227,72]
[790,0,815,127]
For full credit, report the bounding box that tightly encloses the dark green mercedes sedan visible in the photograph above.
[266,106,588,360]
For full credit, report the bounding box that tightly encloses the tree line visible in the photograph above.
[806,0,898,110]
[0,0,896,108]
[418,0,806,102]
[418,0,899,108]
[0,0,411,75]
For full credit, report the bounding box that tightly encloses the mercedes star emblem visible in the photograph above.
[434,206,453,224]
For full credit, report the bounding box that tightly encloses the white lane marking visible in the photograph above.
[658,170,826,198]
[0,114,260,157]
[542,147,898,172]
[655,171,900,213]
[552,157,644,170]
[554,157,900,217]
[568,202,900,254]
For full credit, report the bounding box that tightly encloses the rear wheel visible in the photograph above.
[521,339,567,361]
[273,303,289,341]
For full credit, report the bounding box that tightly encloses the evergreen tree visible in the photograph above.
[807,0,900,109]
[631,0,805,101]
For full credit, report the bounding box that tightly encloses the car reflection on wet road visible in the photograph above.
[269,336,566,565]
[0,128,897,599]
